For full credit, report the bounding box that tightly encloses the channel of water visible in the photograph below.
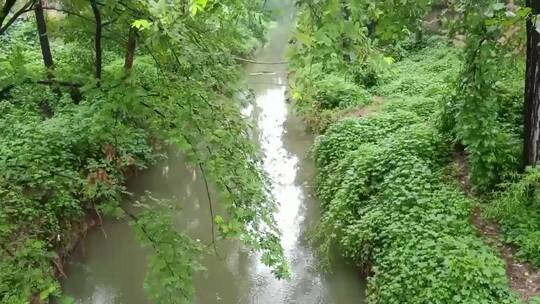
[62,8,366,304]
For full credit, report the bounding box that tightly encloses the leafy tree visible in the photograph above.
[438,0,527,189]
[0,0,287,302]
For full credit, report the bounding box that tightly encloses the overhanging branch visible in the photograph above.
[0,0,35,35]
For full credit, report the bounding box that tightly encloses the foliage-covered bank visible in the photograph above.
[289,0,540,302]
[312,44,521,303]
[0,1,286,303]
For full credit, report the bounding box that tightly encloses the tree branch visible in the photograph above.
[0,0,35,35]
[0,0,17,27]
[36,79,82,87]
[118,205,190,300]
[41,6,91,21]
[233,56,288,64]
[102,17,118,27]
[198,163,219,256]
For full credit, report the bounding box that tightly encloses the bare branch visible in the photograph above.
[0,0,35,35]
[233,56,288,64]
[0,0,17,27]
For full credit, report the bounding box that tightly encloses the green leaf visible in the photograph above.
[132,19,153,30]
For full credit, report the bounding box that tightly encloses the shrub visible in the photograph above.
[487,168,540,266]
[313,111,520,303]
[312,74,371,110]
[314,110,423,169]
[376,42,460,99]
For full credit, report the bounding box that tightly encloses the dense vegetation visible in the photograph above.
[3,0,540,302]
[290,0,540,302]
[0,0,287,303]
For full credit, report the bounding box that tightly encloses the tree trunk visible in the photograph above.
[523,1,540,167]
[90,0,102,85]
[124,28,136,73]
[0,0,17,28]
[340,0,351,62]
[34,0,53,70]
[35,0,56,117]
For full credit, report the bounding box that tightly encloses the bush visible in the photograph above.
[487,168,540,266]
[376,42,460,99]
[313,74,371,110]
[314,110,423,169]
[313,110,520,303]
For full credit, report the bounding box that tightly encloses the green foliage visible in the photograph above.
[487,168,540,266]
[288,0,384,131]
[131,197,203,303]
[302,24,521,300]
[313,111,424,170]
[0,239,60,304]
[376,40,461,99]
[0,0,286,302]
[291,0,540,302]
[439,0,527,190]
[313,104,520,303]
[313,74,370,110]
[291,69,372,132]
[436,0,540,284]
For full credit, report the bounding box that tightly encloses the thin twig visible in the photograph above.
[198,163,219,257]
[41,6,91,21]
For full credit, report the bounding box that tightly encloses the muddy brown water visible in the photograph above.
[62,8,366,304]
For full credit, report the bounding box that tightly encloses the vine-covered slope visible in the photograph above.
[312,44,522,303]
[289,0,540,302]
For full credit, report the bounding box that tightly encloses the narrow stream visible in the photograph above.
[62,8,365,304]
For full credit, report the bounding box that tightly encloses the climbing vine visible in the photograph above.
[440,0,528,190]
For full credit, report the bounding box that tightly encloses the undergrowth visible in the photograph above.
[487,168,540,267]
[308,43,523,302]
